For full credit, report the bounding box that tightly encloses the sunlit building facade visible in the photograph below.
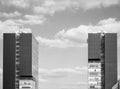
[88,33,117,89]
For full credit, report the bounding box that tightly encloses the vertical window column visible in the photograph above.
[15,33,20,89]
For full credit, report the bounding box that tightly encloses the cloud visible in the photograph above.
[63,82,87,87]
[39,68,68,79]
[0,0,30,8]
[0,11,21,18]
[0,0,119,15]
[37,36,86,48]
[15,15,46,25]
[0,13,45,26]
[39,67,87,79]
[38,67,87,89]
[0,0,119,17]
[39,77,48,83]
[37,18,120,48]
[60,82,87,89]
[0,19,32,39]
[33,0,120,15]
[33,0,66,15]
[56,18,120,43]
[9,0,29,8]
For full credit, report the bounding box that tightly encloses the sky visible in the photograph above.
[0,0,120,89]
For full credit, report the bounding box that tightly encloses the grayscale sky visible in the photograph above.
[0,0,120,89]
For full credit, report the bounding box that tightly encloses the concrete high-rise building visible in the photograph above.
[88,33,117,89]
[3,33,38,89]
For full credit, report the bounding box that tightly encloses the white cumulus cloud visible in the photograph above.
[39,67,87,79]
[37,18,120,48]
[0,0,120,15]
[0,11,21,18]
[0,19,32,39]
[15,15,46,25]
[33,0,120,15]
[0,0,30,8]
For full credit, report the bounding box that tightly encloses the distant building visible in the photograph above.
[88,33,117,89]
[3,33,38,89]
[112,80,120,89]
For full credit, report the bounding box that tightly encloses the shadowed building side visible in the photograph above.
[3,34,16,89]
[105,34,117,89]
[19,33,39,89]
[20,34,32,76]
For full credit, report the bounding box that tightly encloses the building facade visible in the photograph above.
[3,33,38,89]
[88,33,117,89]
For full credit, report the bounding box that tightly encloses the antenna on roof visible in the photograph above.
[101,30,104,33]
[101,30,107,33]
[19,24,24,33]
[15,24,23,35]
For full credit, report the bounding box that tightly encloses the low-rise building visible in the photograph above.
[19,77,35,89]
